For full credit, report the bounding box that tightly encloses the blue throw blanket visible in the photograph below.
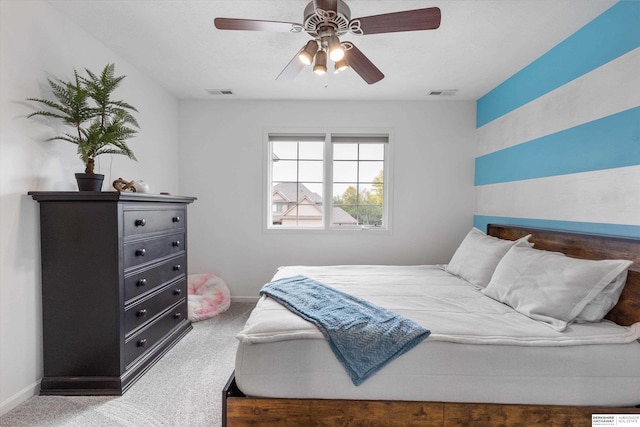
[260,275,430,386]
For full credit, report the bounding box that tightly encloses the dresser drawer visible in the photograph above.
[125,299,188,368]
[124,254,186,302]
[123,232,184,270]
[124,208,185,237]
[124,279,187,336]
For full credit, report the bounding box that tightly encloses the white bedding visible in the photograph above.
[238,265,640,346]
[235,265,640,406]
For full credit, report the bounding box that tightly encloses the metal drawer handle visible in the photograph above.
[173,313,182,320]
[172,216,180,223]
[137,278,147,287]
[137,339,147,347]
[136,248,146,257]
[173,288,182,296]
[172,240,180,247]
[135,218,146,227]
[136,309,148,318]
[173,264,181,271]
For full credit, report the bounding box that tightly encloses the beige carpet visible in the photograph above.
[0,302,255,427]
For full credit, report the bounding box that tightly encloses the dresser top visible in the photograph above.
[29,191,197,204]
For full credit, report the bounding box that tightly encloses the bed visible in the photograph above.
[223,224,640,426]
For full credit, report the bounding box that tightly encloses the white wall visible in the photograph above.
[0,0,180,414]
[179,100,476,299]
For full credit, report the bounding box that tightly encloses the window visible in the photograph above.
[331,135,386,228]
[267,132,390,230]
[270,135,325,228]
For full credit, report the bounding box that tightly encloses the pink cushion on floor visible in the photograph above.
[187,274,231,322]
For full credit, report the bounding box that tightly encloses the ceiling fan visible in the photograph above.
[214,0,441,85]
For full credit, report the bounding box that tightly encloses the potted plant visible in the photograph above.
[27,63,139,191]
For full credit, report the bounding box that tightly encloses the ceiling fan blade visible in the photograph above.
[350,7,441,35]
[313,0,338,15]
[276,49,306,81]
[343,43,384,85]
[214,18,302,33]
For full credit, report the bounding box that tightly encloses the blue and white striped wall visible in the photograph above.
[474,1,640,238]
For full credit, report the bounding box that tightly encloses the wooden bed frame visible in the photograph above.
[222,224,640,426]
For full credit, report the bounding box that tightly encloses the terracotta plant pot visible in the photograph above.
[75,173,105,192]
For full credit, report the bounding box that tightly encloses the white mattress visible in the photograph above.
[235,265,640,406]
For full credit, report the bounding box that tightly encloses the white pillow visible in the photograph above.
[575,269,629,322]
[445,228,531,288]
[482,244,632,331]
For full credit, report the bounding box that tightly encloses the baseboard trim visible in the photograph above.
[0,379,40,417]
[231,296,260,303]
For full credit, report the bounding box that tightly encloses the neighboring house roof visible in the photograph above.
[332,207,358,225]
[272,182,322,204]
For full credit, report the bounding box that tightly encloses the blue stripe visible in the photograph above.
[473,215,640,239]
[474,107,640,186]
[476,1,640,128]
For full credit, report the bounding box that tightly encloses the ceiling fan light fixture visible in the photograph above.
[334,59,348,73]
[327,35,344,61]
[313,50,327,74]
[298,40,319,65]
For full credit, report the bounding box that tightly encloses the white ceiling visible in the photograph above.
[47,0,616,101]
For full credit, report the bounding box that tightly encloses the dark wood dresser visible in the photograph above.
[29,192,197,395]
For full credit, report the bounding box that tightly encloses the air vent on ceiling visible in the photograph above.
[206,89,235,95]
[428,89,458,96]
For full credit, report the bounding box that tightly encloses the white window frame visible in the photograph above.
[264,128,393,233]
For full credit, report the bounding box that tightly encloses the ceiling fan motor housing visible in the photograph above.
[303,0,351,37]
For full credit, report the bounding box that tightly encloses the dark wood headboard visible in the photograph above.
[487,224,640,326]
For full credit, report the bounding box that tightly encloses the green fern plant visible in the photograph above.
[27,64,139,174]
